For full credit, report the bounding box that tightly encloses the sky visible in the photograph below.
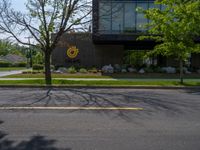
[12,0,26,11]
[6,0,33,44]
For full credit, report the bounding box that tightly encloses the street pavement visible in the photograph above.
[0,88,200,150]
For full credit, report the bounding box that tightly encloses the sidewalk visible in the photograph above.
[0,78,200,81]
[0,70,25,77]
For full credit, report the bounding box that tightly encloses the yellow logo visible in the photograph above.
[67,46,79,59]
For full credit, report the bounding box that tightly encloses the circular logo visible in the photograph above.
[67,46,79,59]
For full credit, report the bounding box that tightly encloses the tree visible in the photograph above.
[0,40,26,56]
[138,0,200,83]
[0,0,91,85]
[0,40,10,56]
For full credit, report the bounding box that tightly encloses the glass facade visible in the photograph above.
[98,0,161,34]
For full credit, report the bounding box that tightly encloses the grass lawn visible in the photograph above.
[0,79,200,86]
[3,72,200,79]
[0,67,27,71]
[3,73,111,78]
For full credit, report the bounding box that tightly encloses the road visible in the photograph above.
[0,88,200,150]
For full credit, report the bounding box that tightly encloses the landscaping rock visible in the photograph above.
[161,67,176,74]
[102,64,114,73]
[54,70,62,74]
[121,69,127,73]
[185,70,191,74]
[57,67,67,73]
[114,64,121,73]
[127,67,137,73]
[197,69,200,74]
[183,67,191,74]
[139,68,145,74]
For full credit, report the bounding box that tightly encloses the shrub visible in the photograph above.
[33,64,44,70]
[153,67,162,73]
[13,62,27,67]
[88,67,98,73]
[67,66,77,74]
[144,67,154,73]
[123,51,146,69]
[50,65,55,71]
[22,71,32,74]
[0,61,11,67]
[79,68,88,73]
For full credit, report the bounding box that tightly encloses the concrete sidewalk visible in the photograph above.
[0,70,25,77]
[0,77,200,81]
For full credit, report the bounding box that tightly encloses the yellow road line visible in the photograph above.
[0,106,144,111]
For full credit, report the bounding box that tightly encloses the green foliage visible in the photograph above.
[32,64,44,70]
[0,40,27,56]
[67,66,77,74]
[50,65,55,71]
[138,0,200,82]
[124,51,146,69]
[0,61,11,67]
[88,67,98,73]
[138,0,200,60]
[12,62,27,67]
[33,51,44,64]
[144,67,154,73]
[79,68,88,73]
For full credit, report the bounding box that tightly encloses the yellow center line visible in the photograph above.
[0,106,144,111]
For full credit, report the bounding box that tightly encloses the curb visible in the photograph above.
[0,85,200,90]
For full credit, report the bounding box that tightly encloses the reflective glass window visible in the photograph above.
[136,2,148,32]
[124,2,136,33]
[111,2,124,33]
[99,2,111,33]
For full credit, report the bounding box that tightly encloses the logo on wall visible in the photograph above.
[66,46,79,59]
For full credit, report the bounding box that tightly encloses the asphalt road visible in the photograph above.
[0,88,200,150]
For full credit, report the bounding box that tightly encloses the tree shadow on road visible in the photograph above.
[1,88,200,121]
[0,121,70,150]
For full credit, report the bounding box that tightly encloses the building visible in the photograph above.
[52,0,200,69]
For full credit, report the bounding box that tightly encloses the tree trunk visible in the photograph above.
[179,59,184,84]
[44,52,52,85]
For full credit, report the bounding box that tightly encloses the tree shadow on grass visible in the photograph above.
[0,120,70,150]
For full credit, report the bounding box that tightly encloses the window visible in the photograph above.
[112,2,124,33]
[136,2,148,32]
[98,0,160,34]
[124,3,136,33]
[99,2,111,33]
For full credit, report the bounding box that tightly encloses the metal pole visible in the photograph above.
[25,36,33,68]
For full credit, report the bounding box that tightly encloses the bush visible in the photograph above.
[67,66,77,74]
[88,67,98,73]
[50,65,55,71]
[0,61,11,67]
[22,71,32,74]
[79,68,88,73]
[153,67,163,73]
[33,64,44,70]
[123,51,146,69]
[144,67,154,73]
[13,62,27,67]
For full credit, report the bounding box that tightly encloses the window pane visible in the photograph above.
[99,2,111,34]
[136,2,148,32]
[111,2,124,34]
[124,2,136,33]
